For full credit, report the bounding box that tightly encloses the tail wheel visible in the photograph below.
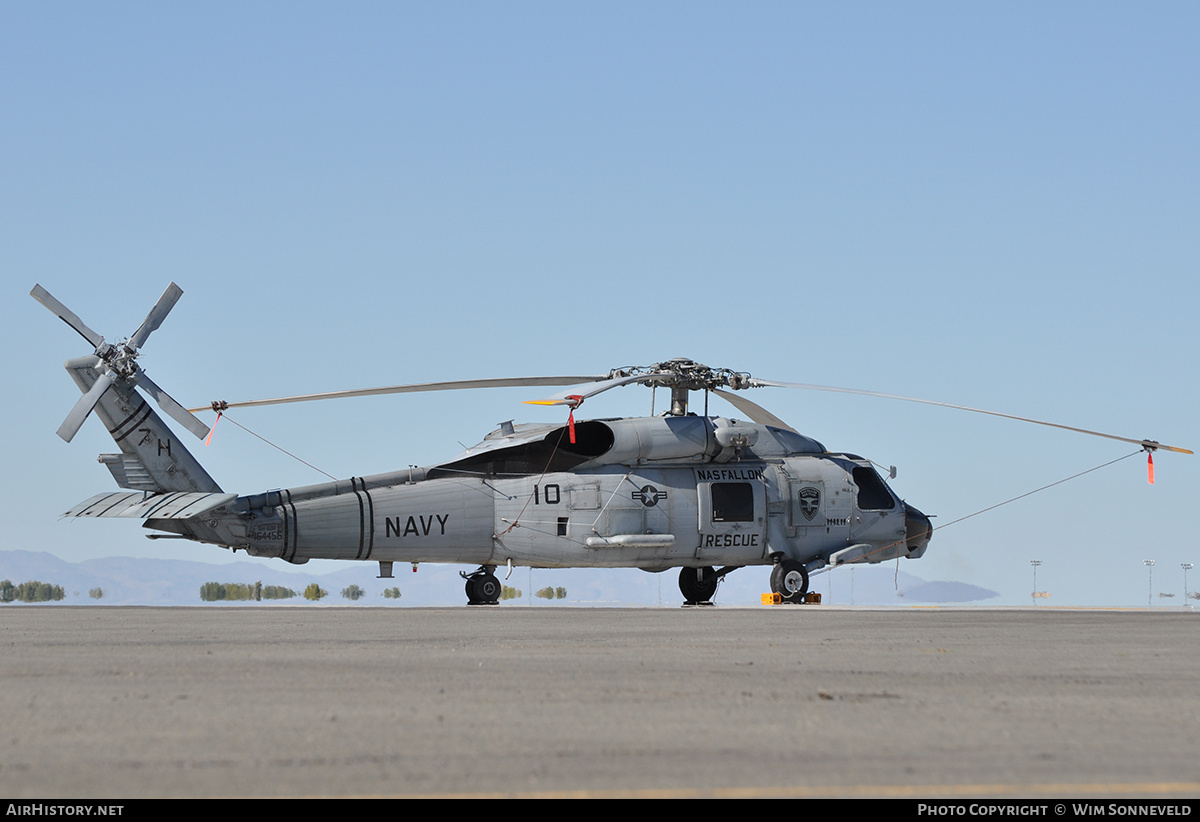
[770,559,809,603]
[466,572,501,605]
[475,574,501,602]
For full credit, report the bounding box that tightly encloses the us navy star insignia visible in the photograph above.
[632,485,667,507]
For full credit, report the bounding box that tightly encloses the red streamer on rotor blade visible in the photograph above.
[565,394,583,444]
[205,412,222,446]
[1147,452,1155,485]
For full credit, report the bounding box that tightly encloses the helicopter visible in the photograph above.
[32,283,1192,605]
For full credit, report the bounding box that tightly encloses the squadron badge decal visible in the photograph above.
[798,487,820,521]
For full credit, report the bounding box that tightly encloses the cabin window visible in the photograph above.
[711,482,754,522]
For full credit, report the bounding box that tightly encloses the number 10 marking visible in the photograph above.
[533,483,560,505]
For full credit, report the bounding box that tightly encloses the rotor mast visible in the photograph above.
[670,384,690,416]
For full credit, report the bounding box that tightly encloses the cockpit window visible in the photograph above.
[767,428,826,455]
[852,466,896,510]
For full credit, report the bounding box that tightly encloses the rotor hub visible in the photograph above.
[607,360,754,415]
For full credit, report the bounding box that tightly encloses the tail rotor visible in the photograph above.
[31,283,210,442]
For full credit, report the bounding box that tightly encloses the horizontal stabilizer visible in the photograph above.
[64,491,236,519]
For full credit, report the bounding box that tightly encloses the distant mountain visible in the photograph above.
[898,580,999,603]
[0,550,998,606]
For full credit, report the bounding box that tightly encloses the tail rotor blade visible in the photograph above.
[36,282,208,443]
[31,285,104,349]
[57,370,116,442]
[135,370,211,440]
[128,282,183,351]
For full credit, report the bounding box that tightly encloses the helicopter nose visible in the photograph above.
[904,503,933,557]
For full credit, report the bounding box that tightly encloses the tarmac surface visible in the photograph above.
[2,605,1198,799]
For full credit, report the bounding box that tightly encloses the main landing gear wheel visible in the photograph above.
[464,569,501,605]
[679,566,719,604]
[770,559,809,604]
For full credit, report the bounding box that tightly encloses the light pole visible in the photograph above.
[1030,560,1042,605]
[1145,560,1155,607]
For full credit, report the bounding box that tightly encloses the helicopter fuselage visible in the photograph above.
[181,415,932,575]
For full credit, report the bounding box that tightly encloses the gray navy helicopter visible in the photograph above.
[32,283,1192,605]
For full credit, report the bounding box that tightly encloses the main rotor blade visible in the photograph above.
[30,285,104,349]
[128,282,183,351]
[711,389,799,434]
[57,370,116,442]
[751,379,1193,455]
[135,370,212,440]
[525,374,657,407]
[189,375,610,413]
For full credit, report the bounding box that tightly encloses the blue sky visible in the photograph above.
[3,2,1197,606]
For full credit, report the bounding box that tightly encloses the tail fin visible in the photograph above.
[66,355,222,495]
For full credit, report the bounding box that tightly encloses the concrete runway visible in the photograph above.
[2,606,1198,799]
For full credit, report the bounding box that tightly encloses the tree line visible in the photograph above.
[199,582,402,602]
[1,578,565,604]
[199,581,299,601]
[0,580,65,603]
